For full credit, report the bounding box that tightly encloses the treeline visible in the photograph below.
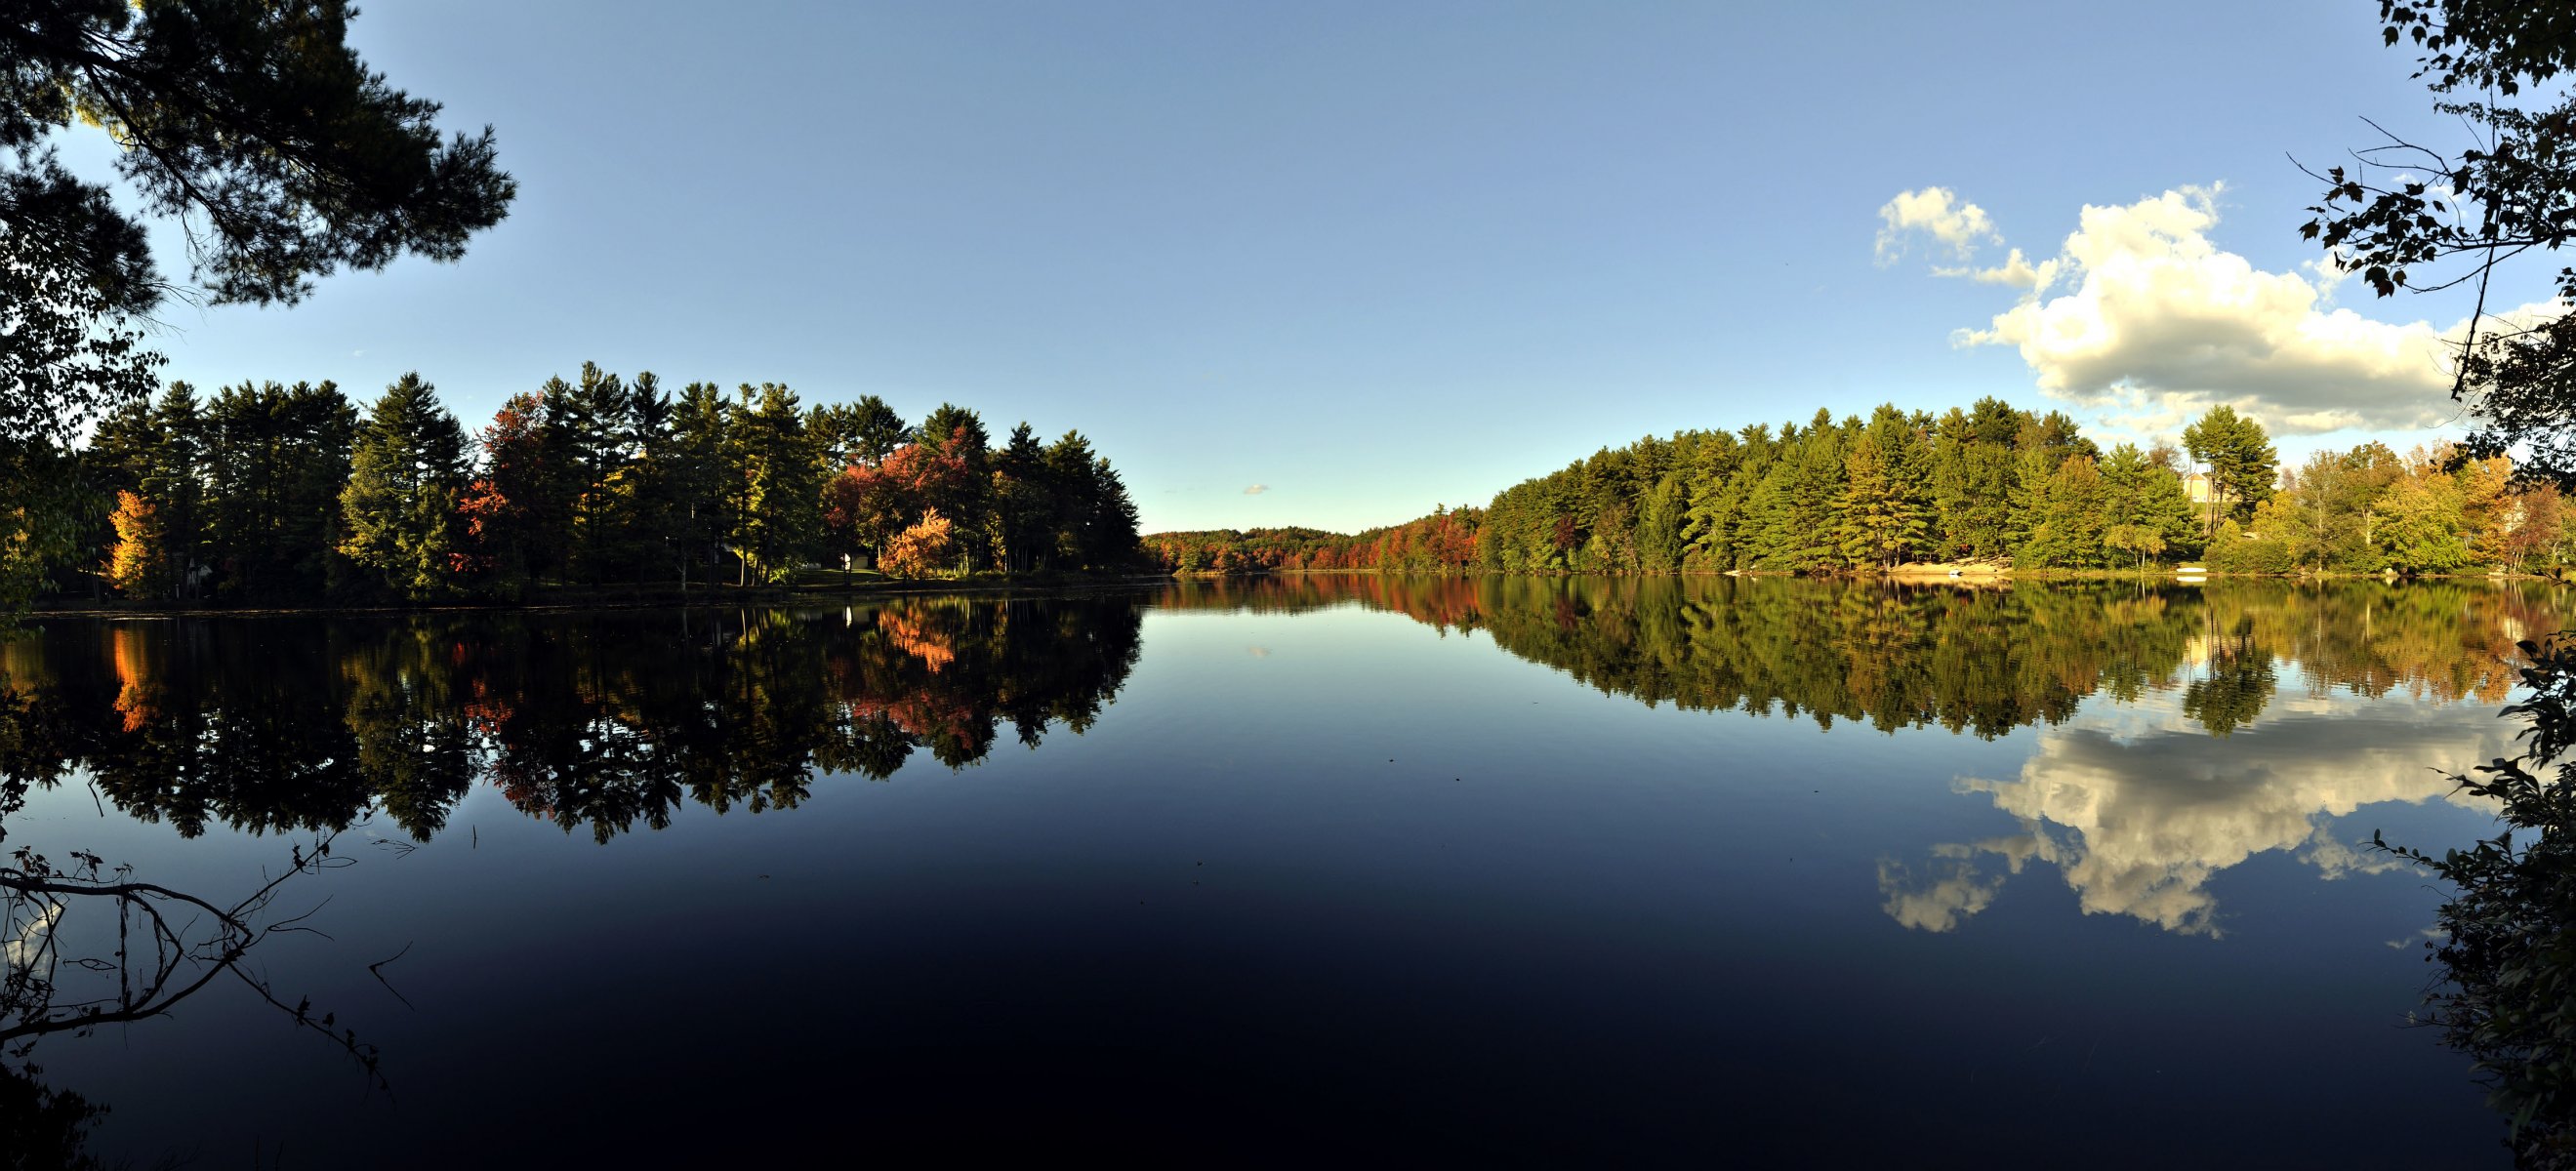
[1142,513,1480,575]
[1148,399,2576,577]
[73,366,1143,606]
[0,597,1141,843]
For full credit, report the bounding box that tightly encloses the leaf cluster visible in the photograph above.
[2306,2,2576,482]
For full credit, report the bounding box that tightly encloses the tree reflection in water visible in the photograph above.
[0,596,1145,846]
[0,579,2556,1160]
[1167,573,2560,937]
[0,596,1149,1162]
[1164,574,2552,734]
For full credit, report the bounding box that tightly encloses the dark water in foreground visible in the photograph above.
[0,576,2556,1166]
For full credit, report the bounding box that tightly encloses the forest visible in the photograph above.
[62,366,1144,607]
[1146,399,2576,578]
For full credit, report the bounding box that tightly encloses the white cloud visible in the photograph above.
[1934,247,2058,291]
[1879,182,2576,437]
[1876,186,2000,262]
[1243,483,1268,496]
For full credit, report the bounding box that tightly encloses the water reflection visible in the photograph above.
[1879,703,2514,934]
[3,578,2548,873]
[1162,574,2550,734]
[0,578,2537,1162]
[1169,574,2556,936]
[0,597,1143,845]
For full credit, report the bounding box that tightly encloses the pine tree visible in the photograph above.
[2182,406,2278,528]
[341,374,470,601]
[1838,427,1927,569]
[1635,473,1687,571]
[2019,455,2106,568]
[731,384,823,584]
[669,382,734,590]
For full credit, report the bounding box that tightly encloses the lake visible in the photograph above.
[0,576,2551,1166]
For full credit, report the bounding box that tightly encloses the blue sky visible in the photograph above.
[101,0,2521,532]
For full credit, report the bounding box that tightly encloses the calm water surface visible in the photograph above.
[0,576,2554,1166]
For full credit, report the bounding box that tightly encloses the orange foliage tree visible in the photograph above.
[104,490,169,599]
[880,509,957,579]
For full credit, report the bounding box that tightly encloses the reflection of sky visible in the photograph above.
[1883,682,2515,936]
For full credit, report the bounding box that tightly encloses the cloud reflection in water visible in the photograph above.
[1881,698,2514,935]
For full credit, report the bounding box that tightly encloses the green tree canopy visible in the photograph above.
[2181,406,2277,525]
[341,374,469,601]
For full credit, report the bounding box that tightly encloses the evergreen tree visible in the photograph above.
[2019,455,2106,568]
[341,374,470,601]
[991,423,1056,574]
[617,373,677,584]
[1635,473,1687,571]
[1838,421,1928,569]
[2005,447,2058,552]
[916,404,994,570]
[2181,406,2278,528]
[203,381,356,602]
[669,383,735,590]
[731,384,823,584]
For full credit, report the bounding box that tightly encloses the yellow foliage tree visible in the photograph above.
[104,490,168,599]
[881,509,956,579]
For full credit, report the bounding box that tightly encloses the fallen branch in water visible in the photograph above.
[2,828,388,1093]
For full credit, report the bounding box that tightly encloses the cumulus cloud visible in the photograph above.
[1880,182,2570,437]
[1876,187,1999,262]
[1243,483,1268,495]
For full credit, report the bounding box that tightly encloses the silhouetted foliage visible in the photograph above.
[2303,1,2576,482]
[1,0,515,310]
[2378,634,2576,1167]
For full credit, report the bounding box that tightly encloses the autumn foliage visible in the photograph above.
[66,366,1143,607]
[103,490,168,599]
[881,509,957,579]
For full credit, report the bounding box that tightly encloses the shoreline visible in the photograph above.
[27,566,2561,619]
[21,573,1179,620]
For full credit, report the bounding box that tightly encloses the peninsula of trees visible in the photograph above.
[1149,399,2573,577]
[73,365,1143,607]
